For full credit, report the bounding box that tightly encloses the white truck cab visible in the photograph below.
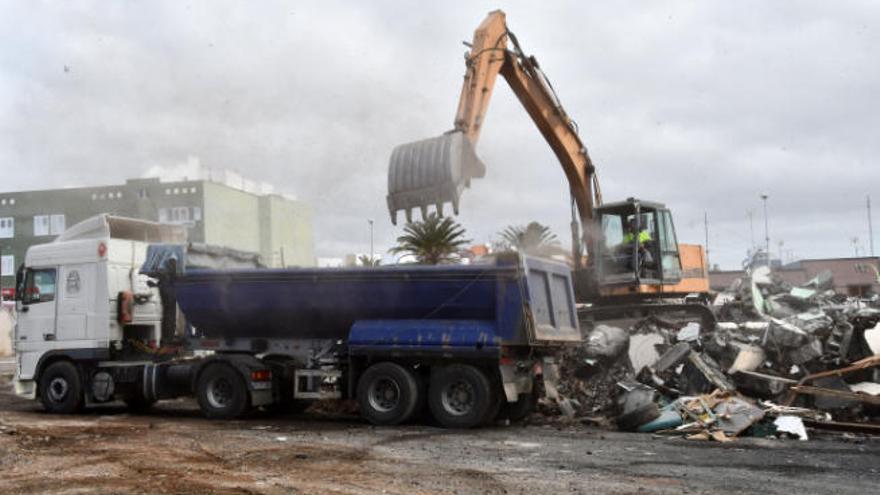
[13,215,185,405]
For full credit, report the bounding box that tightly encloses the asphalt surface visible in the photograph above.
[0,372,878,494]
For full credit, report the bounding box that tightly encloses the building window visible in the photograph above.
[91,193,97,200]
[0,217,12,238]
[0,255,13,276]
[10,198,14,205]
[34,215,50,236]
[190,187,197,194]
[34,214,65,236]
[51,214,66,234]
[0,199,5,205]
[158,207,199,225]
[138,189,148,199]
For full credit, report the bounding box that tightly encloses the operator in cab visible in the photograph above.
[619,217,654,271]
[622,218,652,247]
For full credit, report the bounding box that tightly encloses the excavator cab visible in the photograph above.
[593,199,683,291]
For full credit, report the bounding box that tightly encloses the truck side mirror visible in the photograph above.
[14,265,24,302]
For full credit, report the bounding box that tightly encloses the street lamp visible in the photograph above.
[760,194,770,266]
[367,219,374,265]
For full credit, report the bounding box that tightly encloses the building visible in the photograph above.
[709,256,880,296]
[0,175,315,295]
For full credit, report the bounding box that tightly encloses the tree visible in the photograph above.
[390,213,470,265]
[498,222,560,256]
[357,254,381,267]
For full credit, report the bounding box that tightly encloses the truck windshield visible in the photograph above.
[23,268,56,304]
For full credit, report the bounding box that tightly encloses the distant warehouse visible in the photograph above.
[0,171,315,295]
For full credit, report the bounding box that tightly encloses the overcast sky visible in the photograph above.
[2,1,878,269]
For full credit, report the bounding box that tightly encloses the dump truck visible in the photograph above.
[12,214,580,428]
[386,10,713,325]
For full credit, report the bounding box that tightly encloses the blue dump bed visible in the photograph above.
[155,253,580,353]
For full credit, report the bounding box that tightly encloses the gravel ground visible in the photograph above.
[0,373,878,494]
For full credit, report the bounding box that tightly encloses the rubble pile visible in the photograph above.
[550,267,880,441]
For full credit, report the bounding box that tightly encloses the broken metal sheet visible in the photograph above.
[790,287,817,300]
[685,352,736,393]
[652,342,692,373]
[773,415,809,440]
[803,270,834,290]
[768,318,810,348]
[750,274,767,316]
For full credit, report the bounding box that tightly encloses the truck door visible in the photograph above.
[17,267,58,343]
[56,264,94,341]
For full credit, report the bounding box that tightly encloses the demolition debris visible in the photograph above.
[546,266,880,442]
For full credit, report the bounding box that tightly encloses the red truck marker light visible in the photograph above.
[251,370,272,382]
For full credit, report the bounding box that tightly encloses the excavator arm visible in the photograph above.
[387,10,601,264]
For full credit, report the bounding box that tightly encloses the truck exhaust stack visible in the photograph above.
[386,130,485,225]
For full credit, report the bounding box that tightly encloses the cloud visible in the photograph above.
[1,1,878,267]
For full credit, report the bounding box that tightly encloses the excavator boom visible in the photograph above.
[387,10,599,245]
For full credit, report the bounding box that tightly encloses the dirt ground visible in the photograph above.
[0,373,878,494]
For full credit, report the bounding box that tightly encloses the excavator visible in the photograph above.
[386,10,713,325]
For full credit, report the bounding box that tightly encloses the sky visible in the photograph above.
[1,0,879,269]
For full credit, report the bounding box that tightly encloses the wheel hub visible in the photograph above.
[47,377,69,402]
[441,380,475,416]
[368,378,400,413]
[206,377,233,409]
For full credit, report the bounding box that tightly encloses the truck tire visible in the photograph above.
[428,364,493,429]
[196,364,250,419]
[39,361,84,414]
[357,362,420,426]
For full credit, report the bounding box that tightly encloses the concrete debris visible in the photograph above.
[677,322,701,342]
[584,324,630,361]
[545,268,880,441]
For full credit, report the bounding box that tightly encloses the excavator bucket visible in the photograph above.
[387,131,486,225]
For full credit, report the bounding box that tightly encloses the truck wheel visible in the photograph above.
[428,364,493,429]
[196,364,250,419]
[39,361,84,414]
[357,362,420,426]
[499,392,537,422]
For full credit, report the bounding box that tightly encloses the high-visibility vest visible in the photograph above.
[622,230,652,245]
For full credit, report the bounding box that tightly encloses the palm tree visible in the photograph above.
[498,222,560,255]
[390,213,470,265]
[357,254,381,267]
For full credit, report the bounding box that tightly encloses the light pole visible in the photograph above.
[367,219,374,265]
[760,194,770,265]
